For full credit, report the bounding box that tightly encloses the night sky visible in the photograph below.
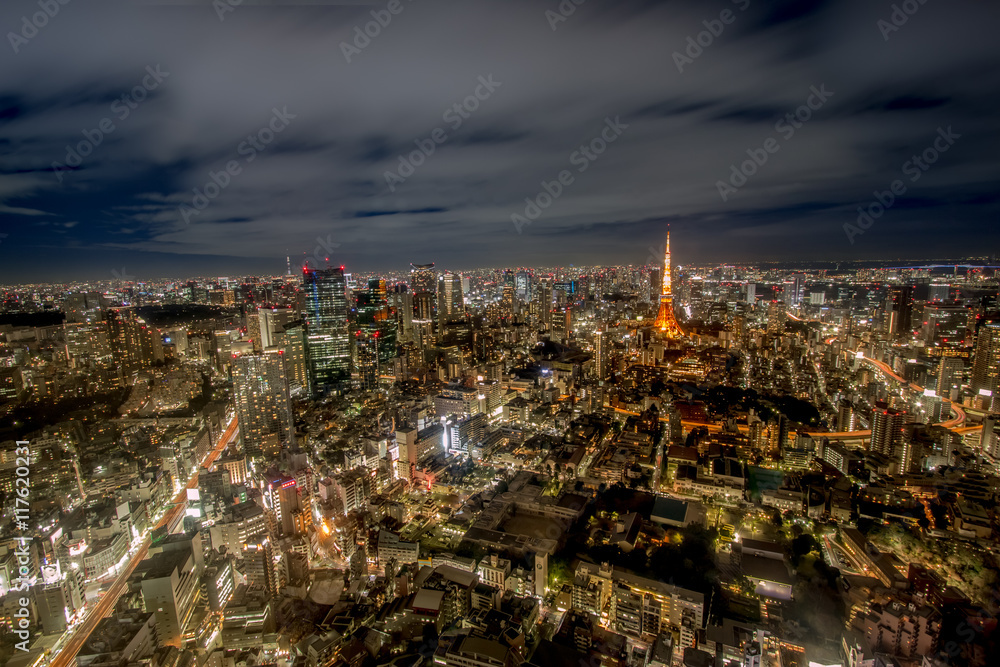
[1,0,999,283]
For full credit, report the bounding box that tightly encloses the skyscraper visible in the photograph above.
[767,301,786,335]
[594,328,608,381]
[233,352,295,459]
[303,266,351,392]
[277,320,310,394]
[972,322,1000,394]
[538,277,553,328]
[783,274,804,307]
[870,403,904,457]
[354,278,397,391]
[886,285,914,337]
[652,230,684,338]
[935,357,964,397]
[437,272,464,324]
[259,306,298,350]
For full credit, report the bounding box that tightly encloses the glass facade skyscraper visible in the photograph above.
[303,266,351,392]
[354,278,397,391]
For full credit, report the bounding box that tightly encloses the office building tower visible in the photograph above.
[500,284,515,320]
[233,353,295,459]
[246,312,262,352]
[242,537,277,597]
[303,266,352,392]
[140,549,201,648]
[982,414,999,459]
[277,320,310,394]
[594,329,608,381]
[538,277,553,328]
[515,270,532,300]
[972,322,1000,394]
[265,474,300,536]
[389,284,414,339]
[445,413,486,454]
[744,282,756,305]
[783,274,804,307]
[768,414,789,452]
[870,403,905,457]
[354,279,397,391]
[837,399,856,432]
[653,230,684,338]
[936,357,964,397]
[410,262,436,319]
[437,272,465,324]
[886,285,914,337]
[766,301,785,335]
[928,284,950,302]
[259,306,298,350]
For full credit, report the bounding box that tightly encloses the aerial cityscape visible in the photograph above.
[1,2,1000,667]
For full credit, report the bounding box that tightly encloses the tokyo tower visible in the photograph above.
[653,229,684,338]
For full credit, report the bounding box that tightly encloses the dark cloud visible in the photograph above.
[1,0,999,282]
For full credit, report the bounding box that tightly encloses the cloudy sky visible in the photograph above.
[1,0,999,283]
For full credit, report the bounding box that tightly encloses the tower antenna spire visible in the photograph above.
[653,225,683,338]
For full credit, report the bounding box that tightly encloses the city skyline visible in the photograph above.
[2,3,999,666]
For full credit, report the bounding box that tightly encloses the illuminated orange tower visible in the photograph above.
[653,229,684,338]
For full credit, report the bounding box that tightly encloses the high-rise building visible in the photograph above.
[981,414,999,460]
[783,274,804,307]
[594,329,608,381]
[928,284,950,302]
[354,279,397,391]
[437,272,464,325]
[538,278,553,328]
[233,353,294,460]
[652,230,684,338]
[870,403,905,457]
[389,284,413,340]
[140,549,201,648]
[886,285,914,338]
[276,320,310,394]
[105,308,164,372]
[259,306,298,350]
[500,284,515,320]
[836,399,856,432]
[515,270,532,301]
[766,301,786,335]
[936,357,964,397]
[303,266,351,392]
[971,322,1000,394]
